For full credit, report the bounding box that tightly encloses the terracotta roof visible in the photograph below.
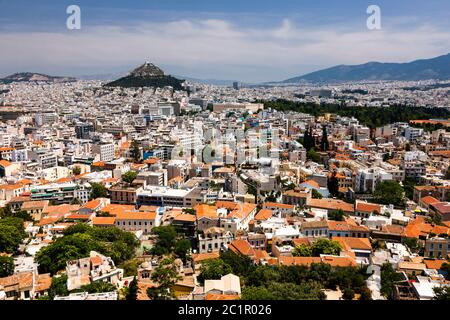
[263,202,295,209]
[228,239,255,257]
[356,202,382,213]
[320,255,357,267]
[173,213,196,222]
[307,198,354,213]
[101,204,135,216]
[115,211,156,220]
[254,209,273,221]
[0,160,12,167]
[82,199,101,210]
[423,259,447,270]
[195,204,218,219]
[420,196,440,206]
[21,200,49,210]
[205,293,240,300]
[92,217,116,225]
[302,180,321,189]
[278,256,322,266]
[332,237,372,251]
[192,252,220,263]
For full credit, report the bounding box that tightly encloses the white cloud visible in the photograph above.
[1,19,449,82]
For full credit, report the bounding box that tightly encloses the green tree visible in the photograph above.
[122,171,137,185]
[292,244,313,257]
[241,286,274,300]
[72,166,81,176]
[374,181,405,207]
[380,263,403,299]
[433,286,450,300]
[150,225,177,256]
[48,274,69,299]
[402,237,423,254]
[311,189,323,199]
[359,287,373,300]
[441,263,450,281]
[174,239,191,263]
[119,259,139,277]
[328,209,347,221]
[131,140,141,163]
[198,259,232,284]
[220,250,254,277]
[89,182,108,199]
[311,238,342,256]
[126,276,138,301]
[37,224,139,275]
[307,148,320,163]
[0,255,14,277]
[146,258,181,300]
[0,219,25,254]
[342,288,355,300]
[327,172,340,197]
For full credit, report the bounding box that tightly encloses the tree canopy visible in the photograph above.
[373,181,405,207]
[122,171,137,184]
[0,217,27,254]
[146,258,181,300]
[36,224,139,274]
[0,255,14,277]
[89,182,108,200]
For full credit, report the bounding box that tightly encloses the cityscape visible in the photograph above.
[0,1,450,303]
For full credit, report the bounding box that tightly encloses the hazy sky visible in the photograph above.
[1,0,450,82]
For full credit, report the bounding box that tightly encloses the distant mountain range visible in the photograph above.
[105,62,185,90]
[0,72,76,84]
[281,53,450,84]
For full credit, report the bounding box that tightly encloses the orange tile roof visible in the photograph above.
[92,161,106,167]
[205,293,240,300]
[115,211,156,220]
[227,203,257,220]
[264,202,295,209]
[254,209,273,221]
[195,204,218,219]
[83,199,101,210]
[92,217,116,225]
[278,256,322,266]
[423,259,447,270]
[0,147,15,152]
[420,196,440,206]
[192,252,220,263]
[173,213,196,222]
[307,198,354,213]
[332,237,372,251]
[321,255,357,267]
[356,202,382,213]
[228,239,255,257]
[303,180,321,189]
[144,157,160,165]
[0,160,12,167]
[101,204,135,216]
[0,183,23,190]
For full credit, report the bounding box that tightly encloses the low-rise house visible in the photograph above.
[327,219,370,238]
[114,211,156,234]
[198,227,233,253]
[300,220,329,237]
[263,202,294,217]
[66,251,123,291]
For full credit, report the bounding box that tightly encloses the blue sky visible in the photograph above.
[1,0,450,82]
